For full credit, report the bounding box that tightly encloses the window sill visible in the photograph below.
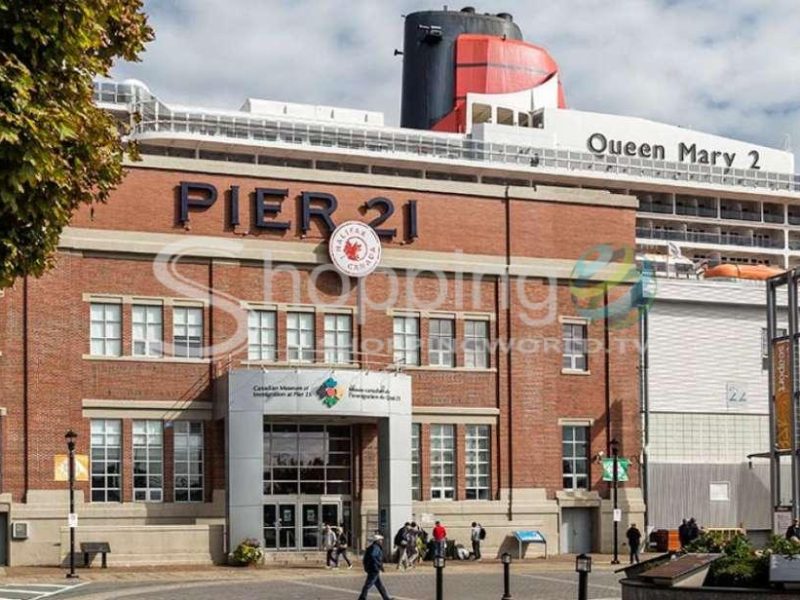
[240,360,362,369]
[401,366,497,373]
[83,354,210,364]
[561,368,591,376]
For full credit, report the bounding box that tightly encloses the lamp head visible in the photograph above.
[575,553,592,573]
[610,438,619,455]
[433,555,445,569]
[501,552,512,565]
[65,430,77,449]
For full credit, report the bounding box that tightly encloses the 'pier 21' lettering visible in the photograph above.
[177,182,419,241]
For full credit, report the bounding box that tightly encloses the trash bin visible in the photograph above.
[650,529,669,552]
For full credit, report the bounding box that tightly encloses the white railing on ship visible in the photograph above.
[92,81,800,193]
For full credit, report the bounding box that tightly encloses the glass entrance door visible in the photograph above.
[277,504,296,550]
[302,504,321,549]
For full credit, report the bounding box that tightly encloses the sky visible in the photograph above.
[112,0,800,163]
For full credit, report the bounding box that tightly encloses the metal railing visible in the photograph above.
[675,205,717,218]
[719,209,761,222]
[93,80,800,194]
[636,227,784,249]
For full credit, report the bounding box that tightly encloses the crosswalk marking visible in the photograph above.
[0,582,88,600]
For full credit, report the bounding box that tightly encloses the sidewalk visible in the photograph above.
[0,553,646,584]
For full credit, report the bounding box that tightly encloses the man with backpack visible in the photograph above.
[470,522,485,560]
[393,522,410,566]
[357,534,394,600]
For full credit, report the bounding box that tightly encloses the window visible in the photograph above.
[174,421,204,502]
[430,424,455,500]
[465,320,490,368]
[429,318,455,367]
[393,316,420,366]
[562,426,589,490]
[133,420,163,502]
[287,312,315,363]
[173,307,203,358]
[562,323,588,371]
[324,314,352,364]
[90,303,121,356]
[248,310,277,361]
[709,481,730,501]
[132,305,163,357]
[762,327,788,370]
[90,419,121,502]
[465,425,490,500]
[411,424,421,501]
[263,424,351,495]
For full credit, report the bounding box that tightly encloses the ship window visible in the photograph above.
[472,103,492,125]
[518,112,530,127]
[497,107,514,126]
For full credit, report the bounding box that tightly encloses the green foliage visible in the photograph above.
[0,1,153,287]
[231,538,264,566]
[684,531,800,588]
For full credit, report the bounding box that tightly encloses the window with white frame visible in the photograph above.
[248,310,277,361]
[562,322,588,371]
[133,420,163,502]
[173,306,203,358]
[464,319,490,368]
[287,312,315,363]
[132,304,163,357]
[411,423,421,501]
[90,419,121,502]
[430,424,455,500]
[324,314,352,364]
[562,425,589,490]
[393,316,420,366]
[429,318,455,367]
[465,425,490,499]
[174,421,204,502]
[90,303,121,356]
[762,327,788,370]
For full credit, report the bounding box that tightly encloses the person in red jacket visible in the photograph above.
[432,521,447,558]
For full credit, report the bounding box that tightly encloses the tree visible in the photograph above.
[0,1,153,288]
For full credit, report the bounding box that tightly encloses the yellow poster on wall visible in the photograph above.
[54,454,89,482]
[772,338,792,451]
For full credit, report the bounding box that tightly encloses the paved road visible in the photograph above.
[0,582,88,600]
[51,567,623,600]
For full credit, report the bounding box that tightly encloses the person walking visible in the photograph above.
[334,525,353,569]
[470,522,482,560]
[323,523,338,569]
[626,523,642,564]
[432,520,447,558]
[678,518,690,549]
[687,517,700,543]
[785,518,800,542]
[401,523,420,569]
[357,534,394,600]
[393,522,409,565]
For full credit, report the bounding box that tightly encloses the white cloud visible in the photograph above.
[113,0,800,162]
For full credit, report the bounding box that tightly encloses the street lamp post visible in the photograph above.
[610,437,620,565]
[65,430,78,579]
[501,552,513,600]
[575,553,592,600]
[433,554,445,600]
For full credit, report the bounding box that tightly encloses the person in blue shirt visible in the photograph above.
[358,534,394,600]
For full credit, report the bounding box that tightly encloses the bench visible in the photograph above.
[80,542,110,568]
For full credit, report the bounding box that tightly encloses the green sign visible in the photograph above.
[602,458,630,482]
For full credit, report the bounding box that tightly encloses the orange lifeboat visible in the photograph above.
[704,263,784,280]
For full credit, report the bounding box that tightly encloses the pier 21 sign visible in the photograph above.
[177,181,419,241]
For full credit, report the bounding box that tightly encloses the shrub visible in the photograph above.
[231,538,264,566]
[684,531,800,588]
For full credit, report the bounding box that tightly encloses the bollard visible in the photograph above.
[434,554,445,600]
[575,553,592,600]
[501,552,513,600]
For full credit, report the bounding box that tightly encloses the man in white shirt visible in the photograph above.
[470,522,482,560]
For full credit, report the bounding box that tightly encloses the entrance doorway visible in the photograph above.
[264,500,351,550]
[560,508,593,554]
[262,422,353,551]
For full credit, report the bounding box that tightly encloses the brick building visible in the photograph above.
[1,7,794,567]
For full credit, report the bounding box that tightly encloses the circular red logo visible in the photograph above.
[329,221,382,278]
